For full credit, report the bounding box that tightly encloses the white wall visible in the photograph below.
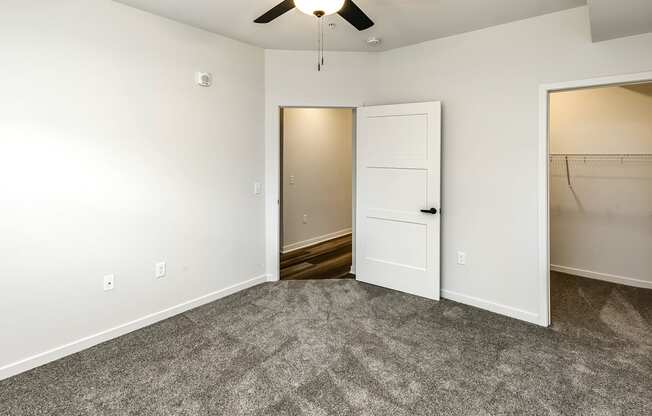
[374,7,652,323]
[265,50,378,279]
[265,6,652,324]
[550,85,652,287]
[0,0,265,378]
[550,85,652,153]
[282,108,353,251]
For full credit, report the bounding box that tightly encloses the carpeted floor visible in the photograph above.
[1,272,651,415]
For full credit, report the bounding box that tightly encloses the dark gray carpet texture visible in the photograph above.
[1,272,651,415]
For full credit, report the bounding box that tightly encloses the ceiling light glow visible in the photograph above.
[294,0,345,16]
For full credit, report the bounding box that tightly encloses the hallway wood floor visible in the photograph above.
[280,234,353,280]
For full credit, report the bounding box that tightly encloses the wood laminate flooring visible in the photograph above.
[280,234,354,280]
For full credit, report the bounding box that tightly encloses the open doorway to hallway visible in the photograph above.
[548,82,652,331]
[279,107,355,280]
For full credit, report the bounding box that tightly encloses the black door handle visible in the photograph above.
[420,208,438,214]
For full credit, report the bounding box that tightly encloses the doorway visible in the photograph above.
[272,101,441,299]
[540,74,652,328]
[279,107,355,280]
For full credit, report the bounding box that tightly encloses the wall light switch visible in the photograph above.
[457,251,467,266]
[103,275,115,291]
[156,262,166,279]
[289,175,295,185]
[303,214,308,224]
[254,182,263,195]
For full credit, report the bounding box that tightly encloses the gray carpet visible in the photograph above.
[1,273,651,415]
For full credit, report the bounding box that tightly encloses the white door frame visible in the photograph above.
[267,104,359,282]
[538,70,652,327]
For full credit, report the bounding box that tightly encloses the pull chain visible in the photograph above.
[316,17,325,72]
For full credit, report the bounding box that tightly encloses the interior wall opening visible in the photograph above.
[279,107,356,281]
[547,81,652,330]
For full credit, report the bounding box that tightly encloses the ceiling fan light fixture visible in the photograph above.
[294,0,345,17]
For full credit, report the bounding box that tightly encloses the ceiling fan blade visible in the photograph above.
[337,0,374,31]
[254,0,296,24]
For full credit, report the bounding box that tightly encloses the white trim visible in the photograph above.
[281,228,352,253]
[0,274,268,381]
[538,70,652,329]
[551,265,652,289]
[538,84,551,328]
[442,290,540,325]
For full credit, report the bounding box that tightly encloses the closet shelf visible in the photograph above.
[549,154,652,189]
[550,153,652,162]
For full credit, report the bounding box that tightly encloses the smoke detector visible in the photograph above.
[366,37,382,47]
[196,72,212,87]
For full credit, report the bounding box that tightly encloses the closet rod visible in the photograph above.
[550,154,652,189]
[550,153,652,159]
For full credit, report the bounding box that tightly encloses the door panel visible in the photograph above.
[366,114,429,159]
[356,102,441,300]
[366,168,428,211]
[366,218,428,270]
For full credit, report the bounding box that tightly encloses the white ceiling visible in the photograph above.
[589,0,652,42]
[113,0,587,52]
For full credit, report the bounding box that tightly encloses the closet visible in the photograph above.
[548,83,652,326]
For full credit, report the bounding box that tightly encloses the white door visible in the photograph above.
[356,102,441,300]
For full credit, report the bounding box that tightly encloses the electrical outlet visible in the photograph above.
[303,214,308,224]
[103,275,115,291]
[156,262,166,279]
[457,251,467,265]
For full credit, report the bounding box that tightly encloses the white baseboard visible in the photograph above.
[282,228,352,253]
[0,274,268,381]
[551,265,652,289]
[441,289,542,326]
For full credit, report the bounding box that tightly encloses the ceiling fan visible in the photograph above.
[254,0,375,71]
[254,0,374,31]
